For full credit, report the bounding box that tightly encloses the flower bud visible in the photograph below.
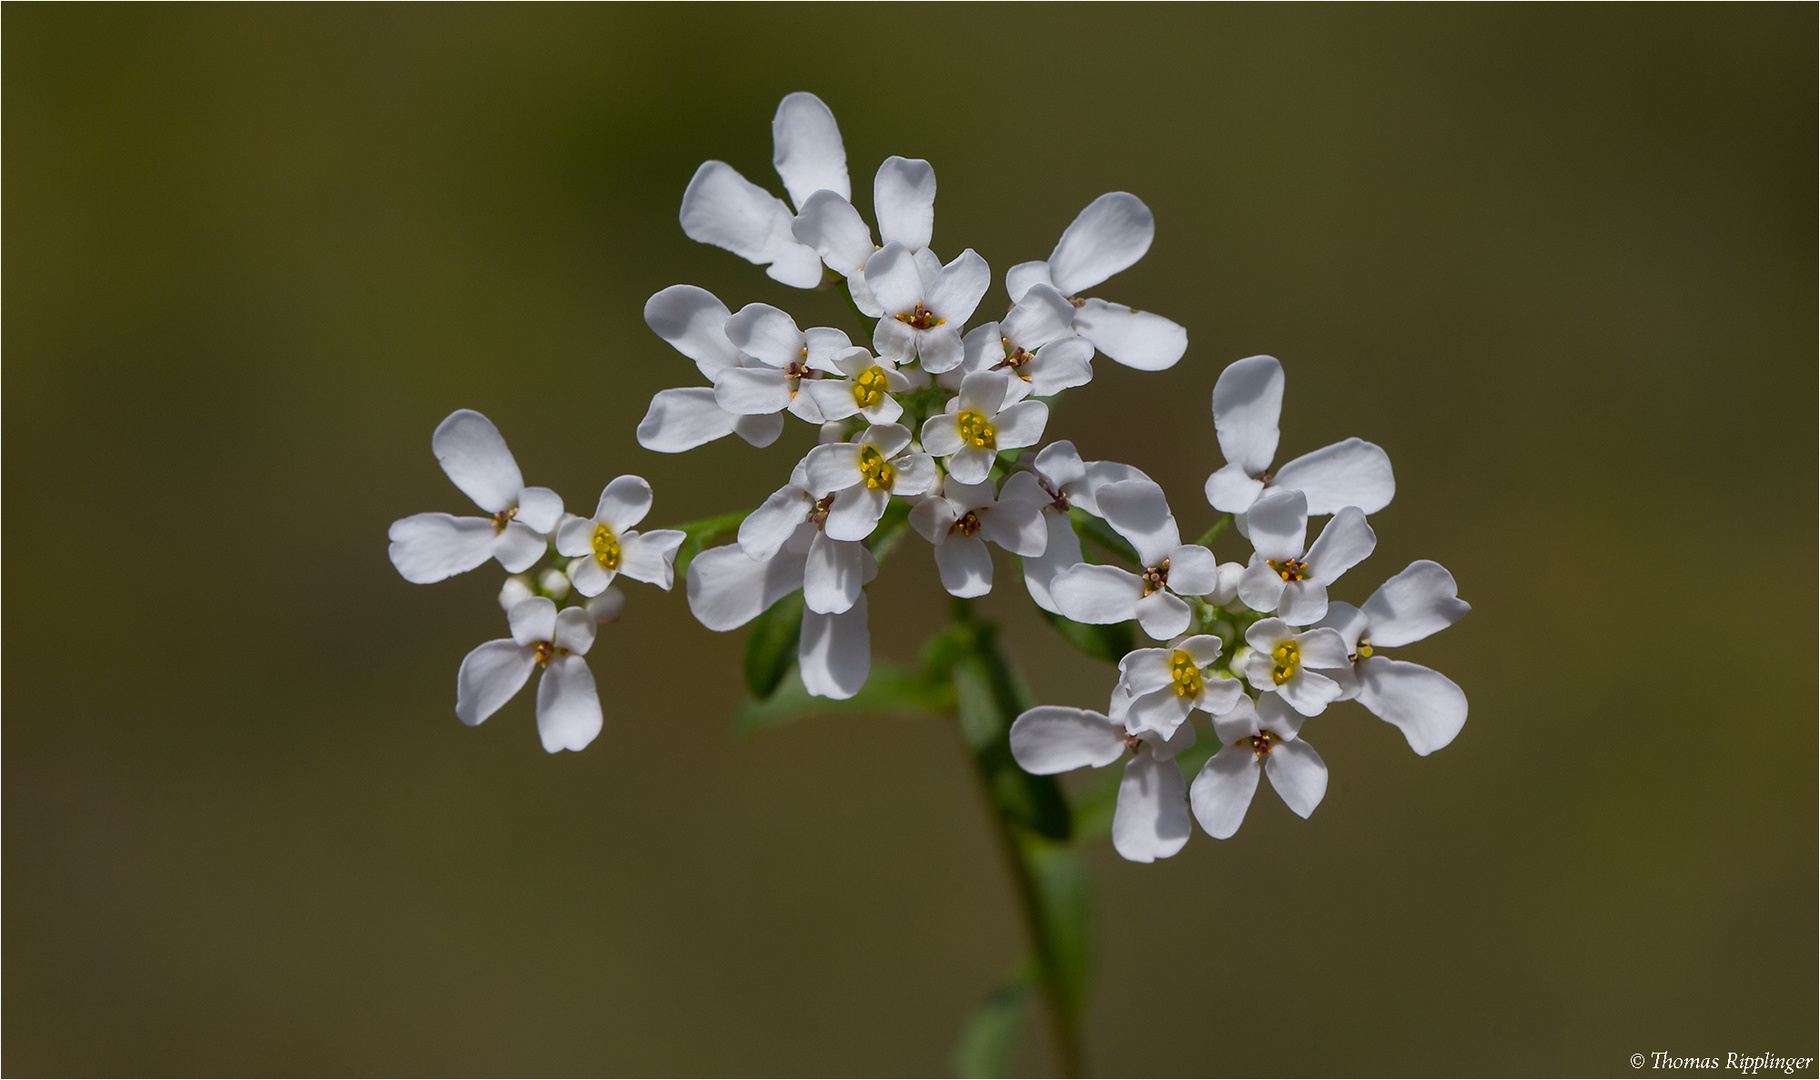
[498,575,535,611]
[538,567,572,601]
[587,587,626,624]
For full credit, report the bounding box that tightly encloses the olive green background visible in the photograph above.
[6,5,1815,1076]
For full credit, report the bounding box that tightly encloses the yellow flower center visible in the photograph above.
[897,302,942,330]
[854,365,888,408]
[859,445,896,490]
[1170,650,1203,698]
[957,410,995,449]
[591,523,621,570]
[1269,558,1309,582]
[1270,640,1299,686]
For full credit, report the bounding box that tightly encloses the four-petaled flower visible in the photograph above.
[637,285,787,454]
[1240,618,1352,717]
[1189,694,1329,839]
[792,155,939,318]
[720,303,862,424]
[803,424,937,541]
[456,597,603,754]
[554,476,685,598]
[909,475,1047,598]
[1050,478,1221,639]
[868,241,990,374]
[957,283,1094,403]
[997,441,1148,615]
[1114,634,1244,739]
[920,371,1049,485]
[1235,489,1378,625]
[389,409,564,584]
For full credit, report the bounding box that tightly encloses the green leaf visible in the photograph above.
[668,511,749,580]
[743,590,805,699]
[951,629,1070,841]
[1069,507,1139,566]
[733,660,952,733]
[1193,514,1234,548]
[1035,606,1134,665]
[951,962,1036,1078]
[1020,835,1093,1027]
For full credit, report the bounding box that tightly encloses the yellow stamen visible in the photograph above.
[1270,640,1299,686]
[854,366,888,409]
[858,445,896,490]
[957,410,995,449]
[591,523,621,570]
[1269,558,1309,582]
[1170,649,1202,698]
[953,511,982,537]
[897,302,942,330]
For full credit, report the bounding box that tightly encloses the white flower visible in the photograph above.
[804,348,919,427]
[1188,694,1328,839]
[456,597,602,754]
[802,424,937,541]
[919,371,1048,485]
[636,285,786,453]
[1008,696,1197,864]
[686,525,873,700]
[553,476,685,598]
[957,283,1094,403]
[1240,618,1351,717]
[1113,634,1244,739]
[996,441,1148,614]
[792,155,939,317]
[720,303,864,424]
[1049,478,1220,640]
[677,92,844,289]
[1203,354,1395,518]
[868,241,990,373]
[1311,560,1471,755]
[1234,490,1377,625]
[908,475,1047,598]
[734,458,878,618]
[1004,192,1187,372]
[389,410,564,584]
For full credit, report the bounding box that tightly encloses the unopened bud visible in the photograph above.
[538,567,572,601]
[498,575,535,612]
[587,587,626,624]
[818,421,847,445]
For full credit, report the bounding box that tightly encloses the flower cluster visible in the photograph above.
[655,93,1188,699]
[387,409,684,752]
[1009,354,1470,862]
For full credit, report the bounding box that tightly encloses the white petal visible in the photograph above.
[1193,674,1245,716]
[1264,738,1327,818]
[1361,560,1471,648]
[1047,192,1154,296]
[455,640,536,726]
[1303,506,1376,587]
[864,242,924,316]
[567,555,613,597]
[554,516,594,558]
[799,593,870,699]
[1313,601,1370,656]
[1245,489,1309,562]
[1207,561,1245,607]
[1021,513,1083,614]
[1190,747,1260,840]
[1112,753,1191,863]
[802,327,855,373]
[1095,479,1182,568]
[804,530,864,613]
[1034,440,1086,491]
[772,91,849,209]
[637,387,740,453]
[916,323,965,374]
[535,654,602,753]
[1163,544,1219,596]
[593,476,653,533]
[946,445,996,486]
[686,544,807,632]
[618,529,684,590]
[1210,354,1283,476]
[1255,689,1308,741]
[873,155,936,250]
[1356,658,1469,755]
[1125,686,1192,739]
[1210,696,1262,745]
[1237,558,1289,614]
[515,487,563,535]
[679,161,821,287]
[825,484,889,542]
[792,190,875,275]
[1275,580,1329,625]
[714,366,795,415]
[1004,260,1055,304]
[1270,438,1396,517]
[929,249,990,326]
[889,452,936,496]
[1296,627,1352,670]
[551,606,596,655]
[955,369,1009,415]
[785,387,827,424]
[992,400,1049,451]
[1277,666,1343,717]
[724,303,804,368]
[1072,300,1185,371]
[934,533,994,597]
[1052,563,1142,624]
[981,499,1047,557]
[733,412,786,448]
[388,513,498,584]
[1134,589,1192,640]
[1070,459,1150,518]
[1178,635,1224,667]
[643,285,742,377]
[803,442,864,495]
[805,379,862,422]
[499,575,535,612]
[871,312,917,362]
[508,596,558,646]
[741,484,813,561]
[943,476,997,513]
[491,521,547,574]
[908,493,957,543]
[1244,617,1294,654]
[1204,462,1265,515]
[859,422,912,458]
[1008,707,1125,774]
[1022,338,1095,397]
[1001,283,1077,348]
[432,409,524,514]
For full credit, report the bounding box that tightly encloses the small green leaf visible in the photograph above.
[1193,514,1234,548]
[668,511,749,580]
[951,962,1036,1078]
[1035,606,1134,665]
[953,646,1070,842]
[743,590,805,699]
[734,660,952,733]
[1069,507,1139,566]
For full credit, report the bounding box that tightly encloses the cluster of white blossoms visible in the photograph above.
[1010,353,1471,862]
[384,93,1470,866]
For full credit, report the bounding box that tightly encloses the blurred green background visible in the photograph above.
[5,5,1814,1075]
